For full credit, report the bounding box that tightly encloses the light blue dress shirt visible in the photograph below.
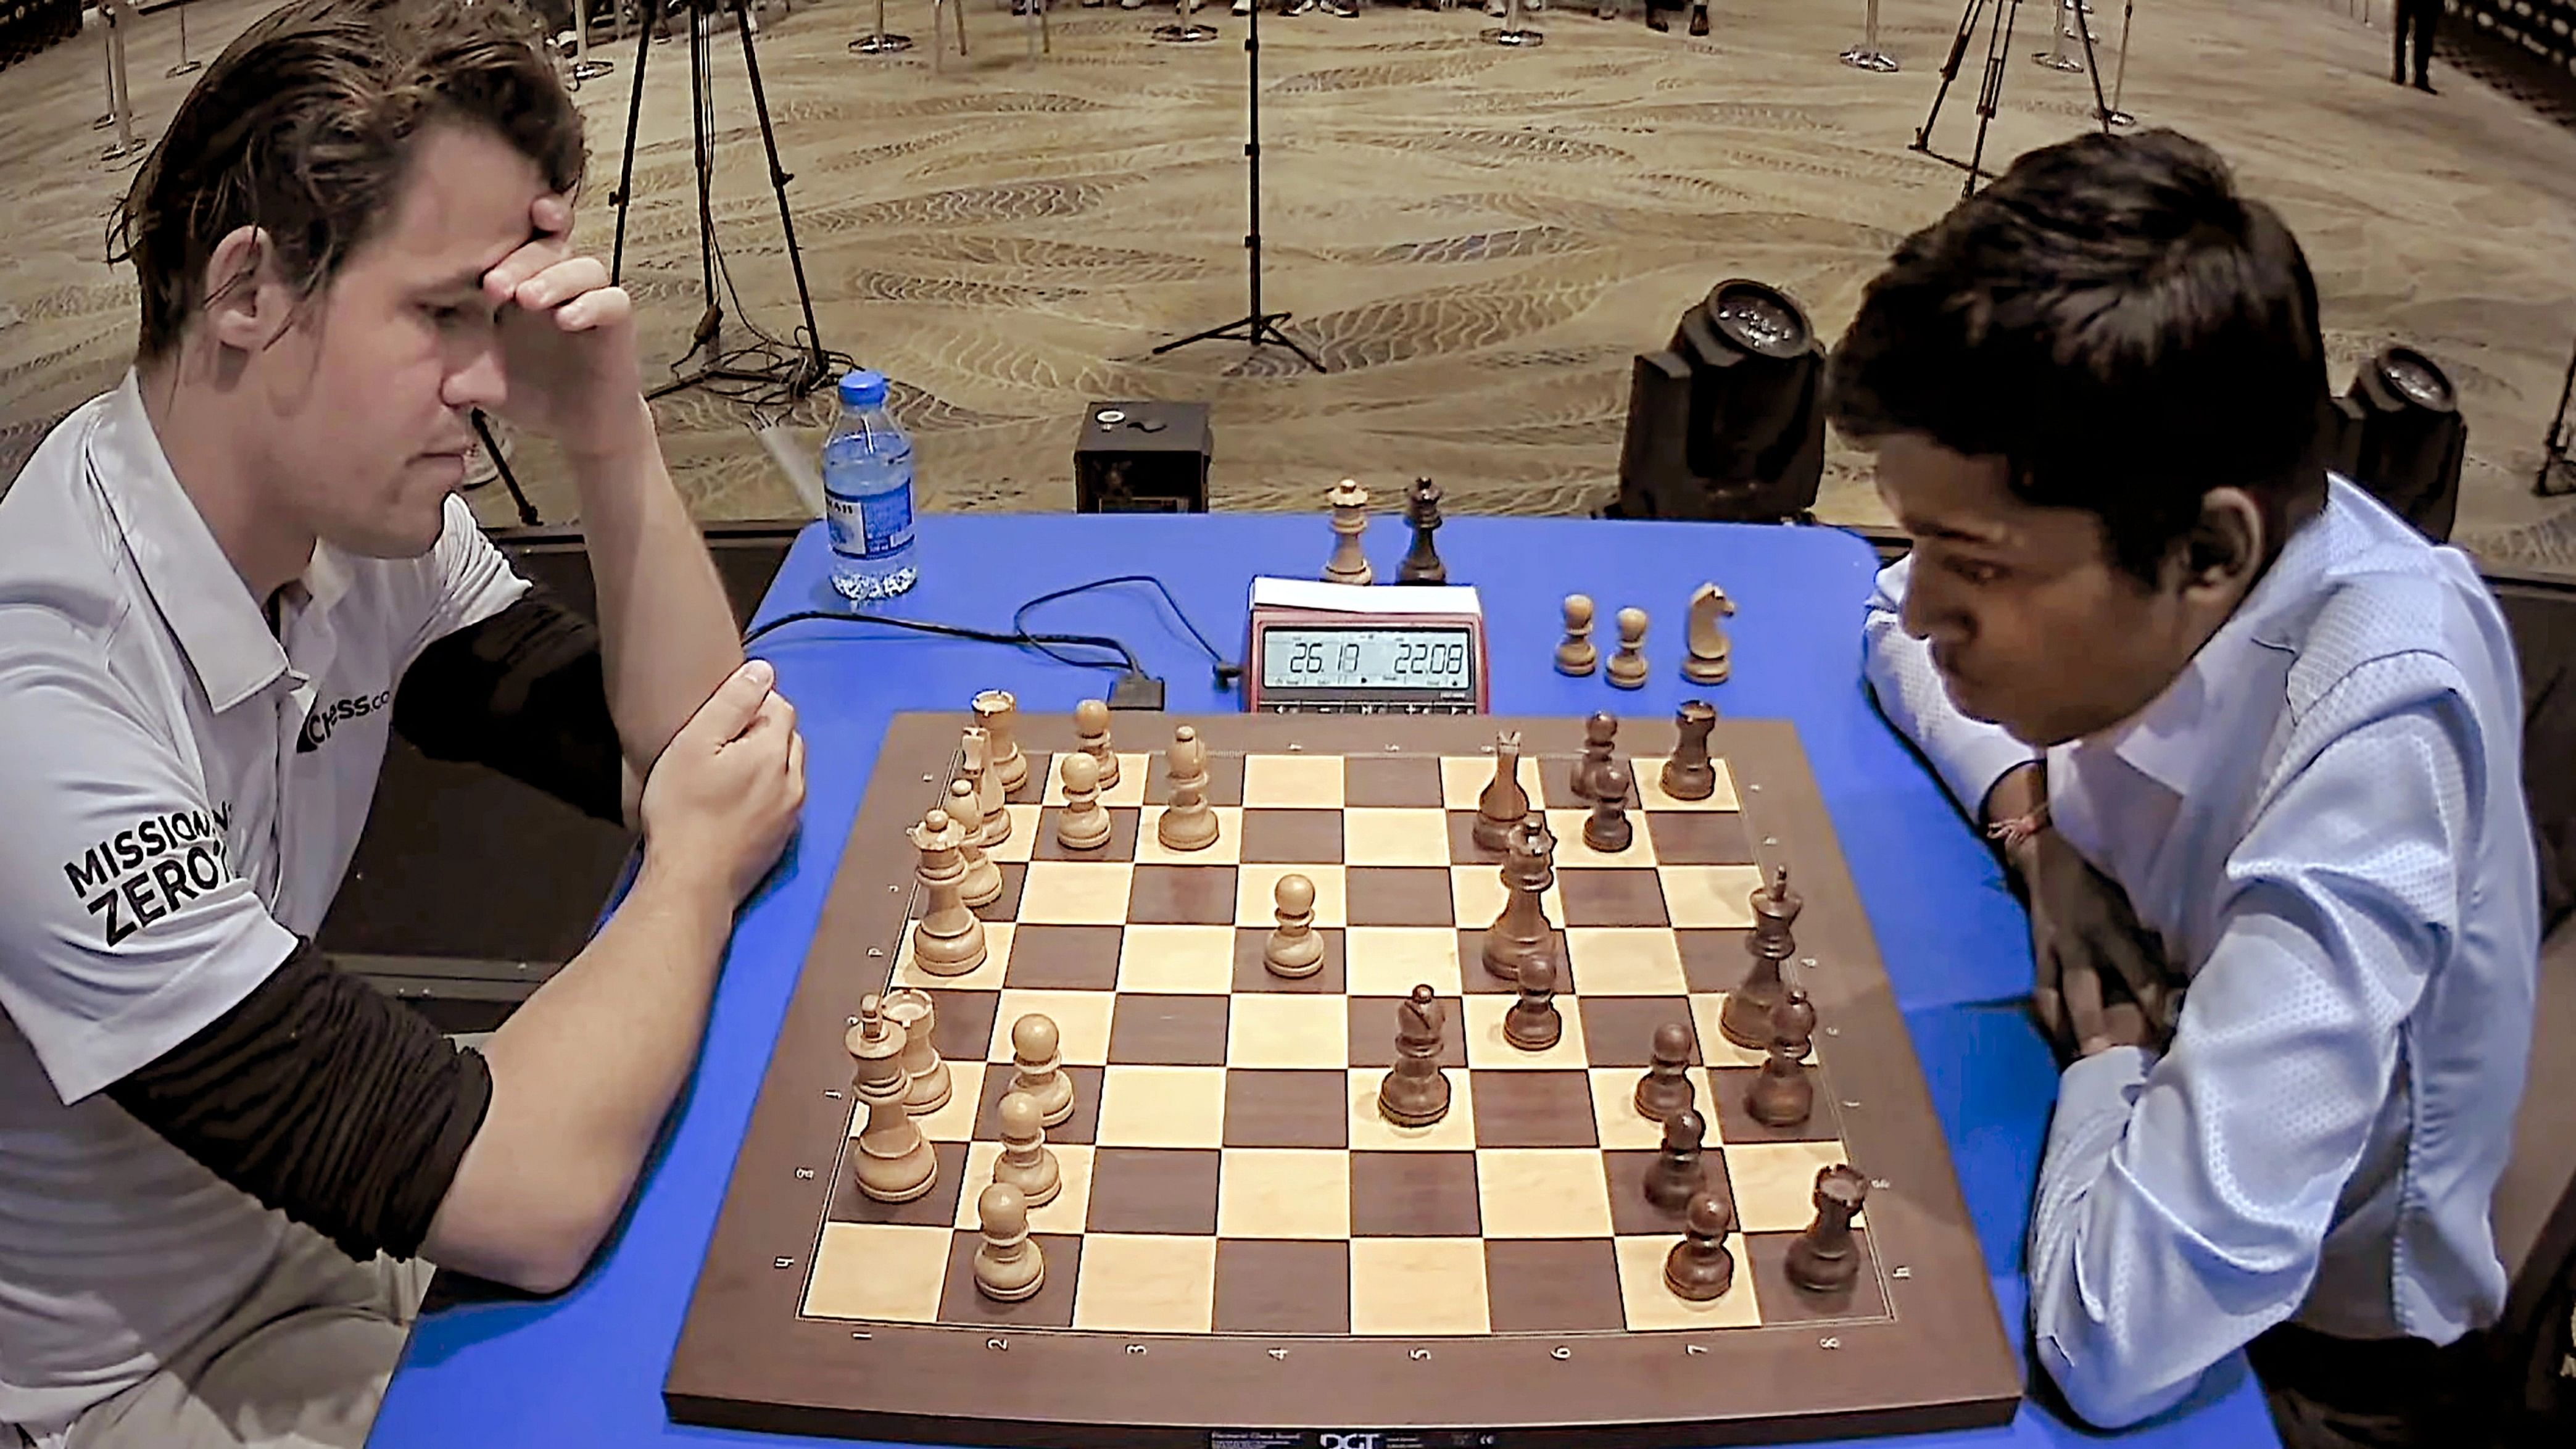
[1863,478,2539,1429]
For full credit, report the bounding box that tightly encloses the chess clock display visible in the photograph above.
[1243,578,1488,713]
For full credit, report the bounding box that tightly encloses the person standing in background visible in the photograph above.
[2393,0,2441,93]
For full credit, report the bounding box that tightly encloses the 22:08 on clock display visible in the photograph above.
[1262,628,1472,691]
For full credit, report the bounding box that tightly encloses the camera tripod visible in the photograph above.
[604,0,843,402]
[1911,0,2113,199]
[2541,335,2575,497]
[1151,0,1323,372]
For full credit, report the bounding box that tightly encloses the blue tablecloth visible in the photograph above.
[370,513,2279,1449]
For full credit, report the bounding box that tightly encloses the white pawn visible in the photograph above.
[1074,698,1119,791]
[1054,752,1112,851]
[1157,724,1219,852]
[946,779,1004,910]
[1011,1013,1075,1128]
[1265,873,1323,978]
[992,1090,1062,1207]
[973,1183,1045,1302]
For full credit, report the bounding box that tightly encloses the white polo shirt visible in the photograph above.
[0,373,527,1432]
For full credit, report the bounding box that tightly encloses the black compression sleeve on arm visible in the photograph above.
[105,940,493,1263]
[395,586,626,826]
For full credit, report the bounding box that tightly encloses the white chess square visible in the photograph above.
[1241,753,1346,809]
[1613,1234,1760,1330]
[1563,929,1689,995]
[1017,862,1134,924]
[1343,927,1464,997]
[1226,992,1349,1069]
[1073,1234,1216,1332]
[1115,924,1238,994]
[1723,1141,1858,1234]
[1218,1148,1351,1239]
[1634,757,1741,812]
[1095,1065,1227,1148]
[979,804,1046,865]
[1440,753,1544,812]
[892,920,1014,990]
[1341,808,1453,868]
[1475,1148,1613,1237]
[1660,865,1767,929]
[1040,752,1150,807]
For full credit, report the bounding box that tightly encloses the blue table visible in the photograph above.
[371,514,2279,1449]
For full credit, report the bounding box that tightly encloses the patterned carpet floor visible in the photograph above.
[4,0,2575,570]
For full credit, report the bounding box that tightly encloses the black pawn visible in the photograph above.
[1663,1191,1737,1301]
[1746,987,1818,1128]
[1644,1107,1707,1211]
[1584,759,1634,854]
[1786,1164,1870,1295]
[1633,1021,1696,1121]
[1503,955,1562,1050]
[1397,476,1446,585]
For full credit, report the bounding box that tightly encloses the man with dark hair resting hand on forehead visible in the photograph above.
[0,2,804,1445]
[1833,128,2537,1449]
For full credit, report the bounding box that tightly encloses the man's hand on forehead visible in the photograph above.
[478,193,642,455]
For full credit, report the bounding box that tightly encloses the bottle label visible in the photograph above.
[827,485,914,560]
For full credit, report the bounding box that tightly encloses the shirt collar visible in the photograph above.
[88,370,291,714]
[2082,488,2341,799]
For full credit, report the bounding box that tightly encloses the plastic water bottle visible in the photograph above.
[823,369,918,600]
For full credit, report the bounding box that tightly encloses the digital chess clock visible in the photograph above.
[1243,578,1488,714]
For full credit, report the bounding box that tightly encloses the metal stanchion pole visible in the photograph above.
[167,0,202,77]
[1152,0,1217,43]
[850,0,913,54]
[94,12,118,129]
[571,0,615,81]
[2103,0,2135,123]
[1481,0,1544,46]
[2033,0,2081,69]
[101,0,148,168]
[1840,0,1899,70]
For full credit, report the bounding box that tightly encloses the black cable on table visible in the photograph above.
[740,609,1141,676]
[1010,574,1244,689]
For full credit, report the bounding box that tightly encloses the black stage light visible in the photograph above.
[2318,345,2467,543]
[1610,278,1827,523]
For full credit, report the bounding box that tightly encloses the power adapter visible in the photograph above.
[1109,671,1166,711]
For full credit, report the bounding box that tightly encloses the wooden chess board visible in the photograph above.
[666,712,2021,1447]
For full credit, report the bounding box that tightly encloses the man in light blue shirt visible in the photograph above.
[1831,129,2537,1447]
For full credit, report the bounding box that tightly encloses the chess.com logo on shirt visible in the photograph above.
[298,687,394,753]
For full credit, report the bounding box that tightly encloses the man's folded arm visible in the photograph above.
[105,940,491,1264]
[2026,679,2472,1427]
[394,583,627,828]
[1861,556,2038,824]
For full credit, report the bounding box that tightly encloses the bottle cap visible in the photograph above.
[837,370,889,409]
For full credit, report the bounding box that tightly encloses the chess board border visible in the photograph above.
[666,714,2022,1447]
